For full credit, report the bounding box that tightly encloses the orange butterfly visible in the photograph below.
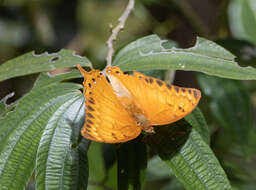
[77,65,201,143]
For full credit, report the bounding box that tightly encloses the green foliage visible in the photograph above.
[0,49,92,82]
[0,33,246,190]
[0,79,83,189]
[229,0,256,44]
[0,1,256,189]
[117,138,147,190]
[145,117,231,190]
[197,74,253,152]
[113,35,256,80]
[0,92,15,118]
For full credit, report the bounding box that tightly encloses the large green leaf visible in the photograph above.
[0,49,92,82]
[146,119,231,190]
[197,74,253,151]
[185,108,210,144]
[112,35,256,80]
[33,69,83,90]
[87,142,106,190]
[229,0,256,44]
[35,95,89,190]
[117,137,147,190]
[0,83,81,190]
[0,66,86,190]
[76,139,91,190]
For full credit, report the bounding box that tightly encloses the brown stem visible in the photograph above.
[105,0,135,68]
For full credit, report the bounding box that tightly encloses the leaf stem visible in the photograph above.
[105,0,135,68]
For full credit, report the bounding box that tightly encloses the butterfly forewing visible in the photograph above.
[106,67,201,126]
[77,65,141,143]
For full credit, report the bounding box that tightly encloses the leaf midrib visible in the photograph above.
[0,93,77,190]
[44,95,81,190]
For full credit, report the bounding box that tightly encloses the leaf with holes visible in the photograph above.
[0,49,92,82]
[0,92,15,119]
[0,83,81,190]
[0,67,87,190]
[113,34,256,80]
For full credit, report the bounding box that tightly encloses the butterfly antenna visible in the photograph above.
[77,64,88,76]
[102,66,109,77]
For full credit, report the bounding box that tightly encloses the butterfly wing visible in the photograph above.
[77,65,141,143]
[106,67,201,126]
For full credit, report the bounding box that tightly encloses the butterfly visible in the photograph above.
[77,65,201,143]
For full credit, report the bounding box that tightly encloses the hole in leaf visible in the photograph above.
[50,56,60,63]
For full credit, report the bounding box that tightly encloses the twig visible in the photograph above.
[105,0,135,68]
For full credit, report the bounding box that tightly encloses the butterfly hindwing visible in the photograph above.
[77,65,141,143]
[106,67,201,126]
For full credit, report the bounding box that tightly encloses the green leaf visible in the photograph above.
[104,162,118,190]
[33,69,83,90]
[87,142,106,190]
[0,83,81,190]
[0,49,92,82]
[117,137,147,190]
[146,156,172,181]
[215,39,256,68]
[185,108,210,144]
[86,143,118,190]
[197,74,253,150]
[229,0,256,44]
[146,120,232,190]
[35,94,89,190]
[76,139,90,190]
[113,34,256,80]
[0,92,15,118]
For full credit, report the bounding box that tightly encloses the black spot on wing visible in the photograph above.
[87,119,93,124]
[87,112,94,119]
[87,105,95,111]
[193,90,199,99]
[112,133,118,139]
[88,98,95,104]
[86,128,91,133]
[156,80,163,86]
[166,84,172,90]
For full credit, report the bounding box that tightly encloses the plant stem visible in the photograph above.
[105,0,135,68]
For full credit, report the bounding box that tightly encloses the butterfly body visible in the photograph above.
[114,94,153,133]
[77,65,201,143]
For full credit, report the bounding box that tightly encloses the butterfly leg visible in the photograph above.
[141,125,155,133]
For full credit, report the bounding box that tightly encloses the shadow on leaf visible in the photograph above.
[143,119,191,160]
